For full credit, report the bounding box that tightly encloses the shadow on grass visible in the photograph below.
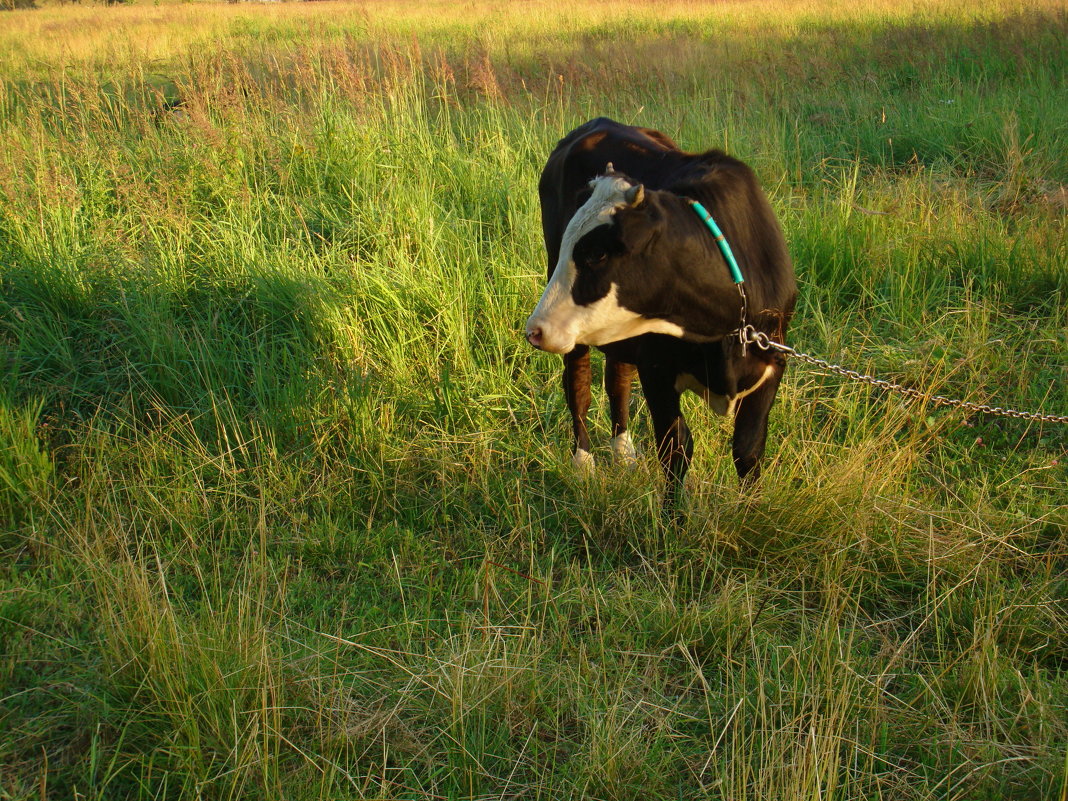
[1,261,344,443]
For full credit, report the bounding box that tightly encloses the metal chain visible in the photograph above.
[738,326,1068,425]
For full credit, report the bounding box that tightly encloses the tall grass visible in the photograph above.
[1,1,1066,799]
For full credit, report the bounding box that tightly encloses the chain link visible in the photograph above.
[738,326,1068,425]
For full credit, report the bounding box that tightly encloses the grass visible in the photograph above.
[1,0,1066,798]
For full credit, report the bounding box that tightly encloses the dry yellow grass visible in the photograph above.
[2,0,1064,75]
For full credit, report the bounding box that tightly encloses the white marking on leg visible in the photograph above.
[572,447,595,475]
[611,431,638,464]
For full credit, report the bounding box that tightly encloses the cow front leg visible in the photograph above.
[563,345,594,472]
[731,357,785,486]
[605,358,637,463]
[638,363,692,506]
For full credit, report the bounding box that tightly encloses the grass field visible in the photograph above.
[1,0,1066,798]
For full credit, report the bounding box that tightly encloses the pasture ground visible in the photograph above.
[1,1,1066,798]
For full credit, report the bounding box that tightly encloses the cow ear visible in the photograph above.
[624,183,645,207]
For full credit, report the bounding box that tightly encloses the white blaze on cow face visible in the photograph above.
[525,175,684,354]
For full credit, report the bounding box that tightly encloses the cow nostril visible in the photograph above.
[526,327,543,348]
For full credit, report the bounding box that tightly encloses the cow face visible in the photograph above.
[525,175,685,354]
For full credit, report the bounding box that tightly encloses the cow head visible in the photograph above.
[525,174,687,354]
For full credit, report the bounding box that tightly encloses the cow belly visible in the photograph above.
[675,364,775,416]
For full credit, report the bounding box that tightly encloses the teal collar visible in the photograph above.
[689,200,745,284]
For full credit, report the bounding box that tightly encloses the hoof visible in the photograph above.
[610,432,638,465]
[572,448,595,475]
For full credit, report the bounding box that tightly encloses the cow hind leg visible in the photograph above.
[731,359,785,486]
[605,359,637,463]
[563,346,594,472]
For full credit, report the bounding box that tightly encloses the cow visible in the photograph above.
[525,117,796,502]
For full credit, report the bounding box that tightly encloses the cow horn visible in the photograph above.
[624,183,645,206]
[605,162,615,174]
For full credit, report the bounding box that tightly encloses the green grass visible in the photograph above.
[1,1,1066,798]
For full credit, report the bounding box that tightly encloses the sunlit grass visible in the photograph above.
[1,0,1066,798]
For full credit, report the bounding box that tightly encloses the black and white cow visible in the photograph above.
[526,117,796,499]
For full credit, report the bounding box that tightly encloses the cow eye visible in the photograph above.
[573,225,618,267]
[576,244,609,267]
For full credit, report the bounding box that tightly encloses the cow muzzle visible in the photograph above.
[525,325,544,349]
[524,318,575,354]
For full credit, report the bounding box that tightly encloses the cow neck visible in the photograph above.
[685,197,752,350]
[687,199,745,285]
